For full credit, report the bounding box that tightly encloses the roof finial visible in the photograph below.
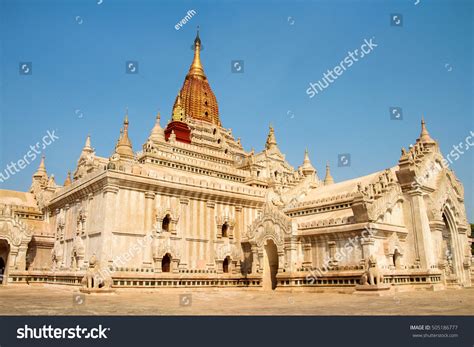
[265,124,277,150]
[81,134,93,155]
[195,25,201,44]
[63,171,72,187]
[324,161,335,185]
[189,27,205,77]
[301,149,316,176]
[33,155,47,178]
[124,107,129,125]
[419,116,434,143]
[114,110,134,159]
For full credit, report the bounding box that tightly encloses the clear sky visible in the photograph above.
[0,0,472,220]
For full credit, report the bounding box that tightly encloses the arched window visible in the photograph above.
[222,222,229,238]
[223,257,230,273]
[162,214,171,232]
[162,254,171,272]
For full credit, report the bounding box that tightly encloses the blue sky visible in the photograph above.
[0,0,473,220]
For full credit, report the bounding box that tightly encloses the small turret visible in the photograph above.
[149,112,165,141]
[418,116,435,144]
[82,135,93,154]
[301,149,316,176]
[171,94,185,122]
[164,95,192,144]
[30,155,48,192]
[33,155,48,179]
[114,109,134,160]
[63,171,72,187]
[324,162,335,185]
[265,125,278,150]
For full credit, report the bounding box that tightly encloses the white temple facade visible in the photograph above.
[0,32,471,292]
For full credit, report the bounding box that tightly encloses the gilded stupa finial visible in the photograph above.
[188,27,205,78]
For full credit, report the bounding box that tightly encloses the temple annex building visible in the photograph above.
[0,31,472,293]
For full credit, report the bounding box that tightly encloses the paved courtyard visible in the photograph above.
[0,285,473,315]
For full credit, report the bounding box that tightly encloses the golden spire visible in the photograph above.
[188,26,205,78]
[324,162,334,185]
[419,116,435,143]
[175,29,221,126]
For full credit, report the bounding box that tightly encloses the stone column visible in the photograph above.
[16,245,29,271]
[143,191,155,268]
[154,256,163,273]
[101,185,119,267]
[7,247,18,271]
[251,245,258,274]
[328,241,338,267]
[257,250,264,273]
[206,202,216,270]
[284,236,298,272]
[406,190,435,269]
[302,241,312,269]
[85,193,93,267]
[177,198,188,270]
[62,204,69,268]
[178,198,189,236]
[360,238,375,266]
[216,260,224,274]
[277,251,285,273]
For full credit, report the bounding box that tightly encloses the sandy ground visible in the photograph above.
[0,284,473,315]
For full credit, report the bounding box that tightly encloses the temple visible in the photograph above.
[0,31,471,292]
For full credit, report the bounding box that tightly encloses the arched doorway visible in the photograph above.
[441,212,459,279]
[263,239,278,290]
[0,239,10,285]
[162,253,171,272]
[393,249,401,269]
[223,256,230,273]
[0,257,5,285]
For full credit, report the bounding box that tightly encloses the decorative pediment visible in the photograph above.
[246,203,292,249]
[154,205,180,233]
[427,171,468,228]
[0,205,33,248]
[215,241,242,261]
[153,234,181,259]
